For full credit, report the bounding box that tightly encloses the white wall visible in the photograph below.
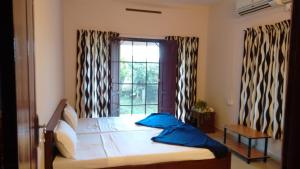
[63,0,210,106]
[206,0,290,161]
[34,0,64,168]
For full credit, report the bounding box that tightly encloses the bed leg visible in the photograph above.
[224,128,227,144]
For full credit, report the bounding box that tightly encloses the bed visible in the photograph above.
[44,99,231,169]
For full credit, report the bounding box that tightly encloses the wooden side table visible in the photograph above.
[224,124,271,163]
[191,110,215,133]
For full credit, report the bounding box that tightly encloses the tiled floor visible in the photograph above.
[208,130,281,169]
[231,154,280,169]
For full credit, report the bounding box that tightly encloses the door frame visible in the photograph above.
[13,0,38,168]
[1,0,38,168]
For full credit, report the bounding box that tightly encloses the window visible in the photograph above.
[112,40,160,116]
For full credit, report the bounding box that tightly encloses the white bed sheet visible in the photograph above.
[53,129,215,169]
[97,116,153,132]
[76,118,101,134]
[76,116,151,134]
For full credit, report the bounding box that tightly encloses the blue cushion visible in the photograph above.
[135,112,183,129]
[152,124,228,158]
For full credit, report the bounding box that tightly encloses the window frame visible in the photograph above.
[113,37,163,116]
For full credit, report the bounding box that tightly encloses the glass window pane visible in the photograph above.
[120,41,132,62]
[132,85,145,105]
[146,42,159,62]
[146,85,158,104]
[120,106,132,115]
[119,62,132,83]
[118,40,160,116]
[133,63,146,84]
[147,63,159,83]
[132,105,146,115]
[133,42,147,62]
[120,84,132,105]
[146,105,158,115]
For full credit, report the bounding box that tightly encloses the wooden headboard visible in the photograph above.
[44,99,67,169]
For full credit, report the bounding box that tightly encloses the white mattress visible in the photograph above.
[54,117,215,169]
[53,131,215,169]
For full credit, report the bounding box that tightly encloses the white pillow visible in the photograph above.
[54,120,77,159]
[63,104,78,130]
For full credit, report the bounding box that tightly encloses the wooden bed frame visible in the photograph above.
[44,99,231,169]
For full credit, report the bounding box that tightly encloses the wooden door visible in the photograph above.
[0,0,19,168]
[13,0,38,168]
[158,41,178,114]
[282,1,300,169]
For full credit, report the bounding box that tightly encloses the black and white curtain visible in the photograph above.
[165,36,199,123]
[238,20,290,139]
[76,30,119,118]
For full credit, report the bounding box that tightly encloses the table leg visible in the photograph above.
[264,138,268,162]
[238,134,241,144]
[247,138,252,164]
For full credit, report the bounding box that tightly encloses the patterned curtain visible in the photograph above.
[165,36,199,123]
[238,20,290,139]
[76,30,119,118]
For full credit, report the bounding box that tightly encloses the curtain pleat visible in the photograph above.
[238,20,290,139]
[165,36,199,123]
[76,30,119,118]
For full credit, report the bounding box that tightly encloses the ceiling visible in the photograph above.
[119,0,221,6]
[164,0,220,4]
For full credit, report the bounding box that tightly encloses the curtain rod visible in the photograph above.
[113,37,165,43]
[125,8,162,14]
